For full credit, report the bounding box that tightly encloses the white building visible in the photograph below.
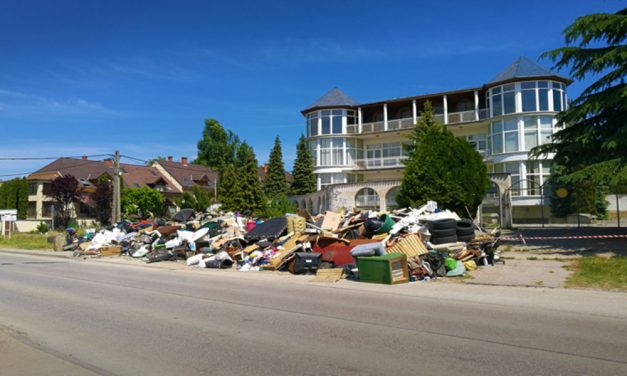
[293,57,570,224]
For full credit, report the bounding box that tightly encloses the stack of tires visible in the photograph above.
[428,218,458,245]
[456,219,476,243]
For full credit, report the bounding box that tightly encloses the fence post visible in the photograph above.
[617,192,621,228]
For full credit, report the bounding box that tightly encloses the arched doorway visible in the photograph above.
[355,188,380,210]
[385,186,400,211]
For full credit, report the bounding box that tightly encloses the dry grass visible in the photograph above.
[565,256,627,291]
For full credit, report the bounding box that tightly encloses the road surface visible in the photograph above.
[1,252,626,376]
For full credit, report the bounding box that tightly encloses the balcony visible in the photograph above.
[346,109,488,136]
[354,156,408,170]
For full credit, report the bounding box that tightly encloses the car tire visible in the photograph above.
[458,233,476,243]
[431,227,457,238]
[430,218,457,230]
[430,234,458,245]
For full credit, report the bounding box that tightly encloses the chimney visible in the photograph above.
[167,156,173,162]
[181,157,188,166]
[81,155,88,160]
[104,158,113,168]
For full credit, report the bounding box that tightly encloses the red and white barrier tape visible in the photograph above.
[501,234,627,243]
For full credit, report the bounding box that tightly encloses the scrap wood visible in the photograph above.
[267,234,309,270]
[387,234,428,257]
[310,268,344,283]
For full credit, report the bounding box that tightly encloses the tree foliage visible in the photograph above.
[258,193,297,219]
[263,136,288,199]
[196,118,241,171]
[92,176,112,225]
[45,175,79,228]
[397,101,489,216]
[177,185,212,212]
[547,165,608,218]
[532,8,627,189]
[218,163,242,212]
[235,142,264,214]
[0,178,29,219]
[290,135,316,195]
[121,186,164,219]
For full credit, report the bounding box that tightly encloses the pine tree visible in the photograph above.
[532,7,627,188]
[290,135,316,195]
[235,143,264,213]
[263,136,288,199]
[196,118,240,171]
[218,164,241,212]
[397,101,489,216]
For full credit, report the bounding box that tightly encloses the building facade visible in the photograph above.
[294,57,570,223]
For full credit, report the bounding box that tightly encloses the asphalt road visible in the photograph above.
[1,252,627,376]
[506,227,627,255]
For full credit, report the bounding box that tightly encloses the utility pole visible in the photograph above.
[112,150,121,223]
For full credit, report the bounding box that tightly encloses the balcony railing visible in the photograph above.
[354,156,408,170]
[348,109,487,135]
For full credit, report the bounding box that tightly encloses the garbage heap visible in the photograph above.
[69,202,502,285]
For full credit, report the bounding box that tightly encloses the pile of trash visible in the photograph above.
[66,201,502,285]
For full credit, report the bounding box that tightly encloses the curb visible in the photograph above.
[0,249,72,259]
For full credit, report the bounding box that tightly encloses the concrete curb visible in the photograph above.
[0,249,72,259]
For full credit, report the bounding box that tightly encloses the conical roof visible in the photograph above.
[302,87,358,112]
[488,56,567,85]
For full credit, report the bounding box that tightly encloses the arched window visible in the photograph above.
[355,188,380,210]
[385,186,400,210]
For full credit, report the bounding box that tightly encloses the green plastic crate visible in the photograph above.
[357,253,409,285]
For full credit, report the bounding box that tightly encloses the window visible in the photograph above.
[318,138,344,166]
[306,112,319,136]
[355,188,380,209]
[319,173,347,188]
[366,142,405,168]
[552,81,565,112]
[332,110,343,134]
[466,134,487,155]
[525,160,552,196]
[538,81,549,111]
[540,116,553,145]
[523,116,539,151]
[490,120,503,154]
[503,118,518,152]
[28,182,38,195]
[346,139,363,166]
[386,187,401,210]
[321,110,331,134]
[521,81,537,112]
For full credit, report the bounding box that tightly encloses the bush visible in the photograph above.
[259,194,297,219]
[36,222,49,234]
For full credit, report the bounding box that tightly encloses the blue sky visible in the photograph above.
[0,0,619,178]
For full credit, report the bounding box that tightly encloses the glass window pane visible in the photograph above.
[492,87,502,95]
[522,90,537,112]
[525,131,538,151]
[541,161,552,174]
[553,90,562,111]
[321,117,331,134]
[539,89,549,111]
[332,116,342,134]
[504,132,519,152]
[503,83,515,91]
[523,116,537,129]
[492,120,503,133]
[540,116,552,128]
[505,162,519,174]
[540,130,552,145]
[332,110,342,115]
[492,94,502,116]
[503,92,515,114]
[492,135,503,154]
[552,82,562,90]
[538,81,548,88]
[521,82,536,89]
[504,118,518,131]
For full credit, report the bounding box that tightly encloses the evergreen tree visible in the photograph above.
[235,143,264,213]
[263,136,288,199]
[92,176,112,225]
[397,101,489,216]
[532,8,627,189]
[0,178,29,219]
[218,164,242,212]
[196,118,240,171]
[290,135,316,195]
